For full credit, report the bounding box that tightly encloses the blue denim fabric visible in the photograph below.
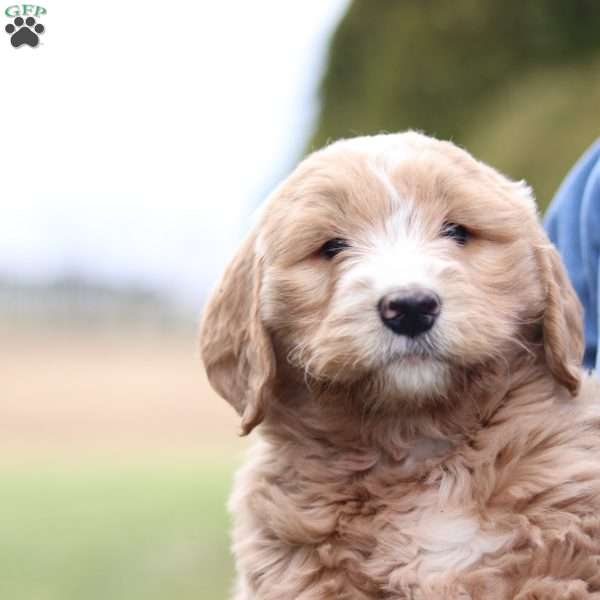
[544,139,600,370]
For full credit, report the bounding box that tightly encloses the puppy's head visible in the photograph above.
[200,132,583,433]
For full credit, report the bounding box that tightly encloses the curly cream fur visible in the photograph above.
[200,132,600,599]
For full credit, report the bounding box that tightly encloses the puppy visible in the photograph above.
[200,132,600,599]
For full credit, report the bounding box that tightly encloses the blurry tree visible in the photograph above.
[309,0,600,208]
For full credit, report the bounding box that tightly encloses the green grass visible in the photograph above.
[0,460,236,600]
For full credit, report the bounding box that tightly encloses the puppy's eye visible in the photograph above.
[441,222,469,245]
[320,238,350,259]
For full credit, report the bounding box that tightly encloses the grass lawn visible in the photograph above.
[0,460,236,600]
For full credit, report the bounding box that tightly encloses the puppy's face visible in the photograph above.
[201,133,583,431]
[258,134,545,400]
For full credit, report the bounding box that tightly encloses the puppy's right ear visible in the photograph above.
[200,232,276,435]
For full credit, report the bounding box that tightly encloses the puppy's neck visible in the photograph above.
[263,350,554,472]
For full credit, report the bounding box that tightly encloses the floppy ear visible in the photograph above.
[535,236,584,395]
[200,232,276,435]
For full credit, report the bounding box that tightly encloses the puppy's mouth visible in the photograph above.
[395,352,433,365]
[387,340,442,365]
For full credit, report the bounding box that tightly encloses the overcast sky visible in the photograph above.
[0,0,349,308]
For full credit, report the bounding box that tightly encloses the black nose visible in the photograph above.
[378,289,441,337]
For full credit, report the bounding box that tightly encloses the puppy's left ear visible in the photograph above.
[535,234,584,395]
[200,232,276,435]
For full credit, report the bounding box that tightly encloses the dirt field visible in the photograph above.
[0,325,245,459]
[0,325,244,599]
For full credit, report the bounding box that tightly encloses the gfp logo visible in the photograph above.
[5,4,46,47]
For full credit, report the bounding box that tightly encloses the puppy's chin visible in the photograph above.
[289,339,451,404]
[381,356,450,400]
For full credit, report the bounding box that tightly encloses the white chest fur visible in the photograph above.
[231,437,516,598]
[409,509,511,577]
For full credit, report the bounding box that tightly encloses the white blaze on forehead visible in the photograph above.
[342,205,438,297]
[369,157,402,207]
[324,135,419,202]
[332,135,443,295]
[333,138,457,298]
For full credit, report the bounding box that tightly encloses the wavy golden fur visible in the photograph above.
[200,132,600,599]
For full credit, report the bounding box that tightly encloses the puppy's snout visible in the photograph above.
[378,288,441,337]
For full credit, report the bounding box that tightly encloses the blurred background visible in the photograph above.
[2,1,600,598]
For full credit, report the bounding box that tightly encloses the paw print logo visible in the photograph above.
[5,16,45,48]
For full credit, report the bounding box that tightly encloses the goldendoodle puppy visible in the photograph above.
[201,132,600,599]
